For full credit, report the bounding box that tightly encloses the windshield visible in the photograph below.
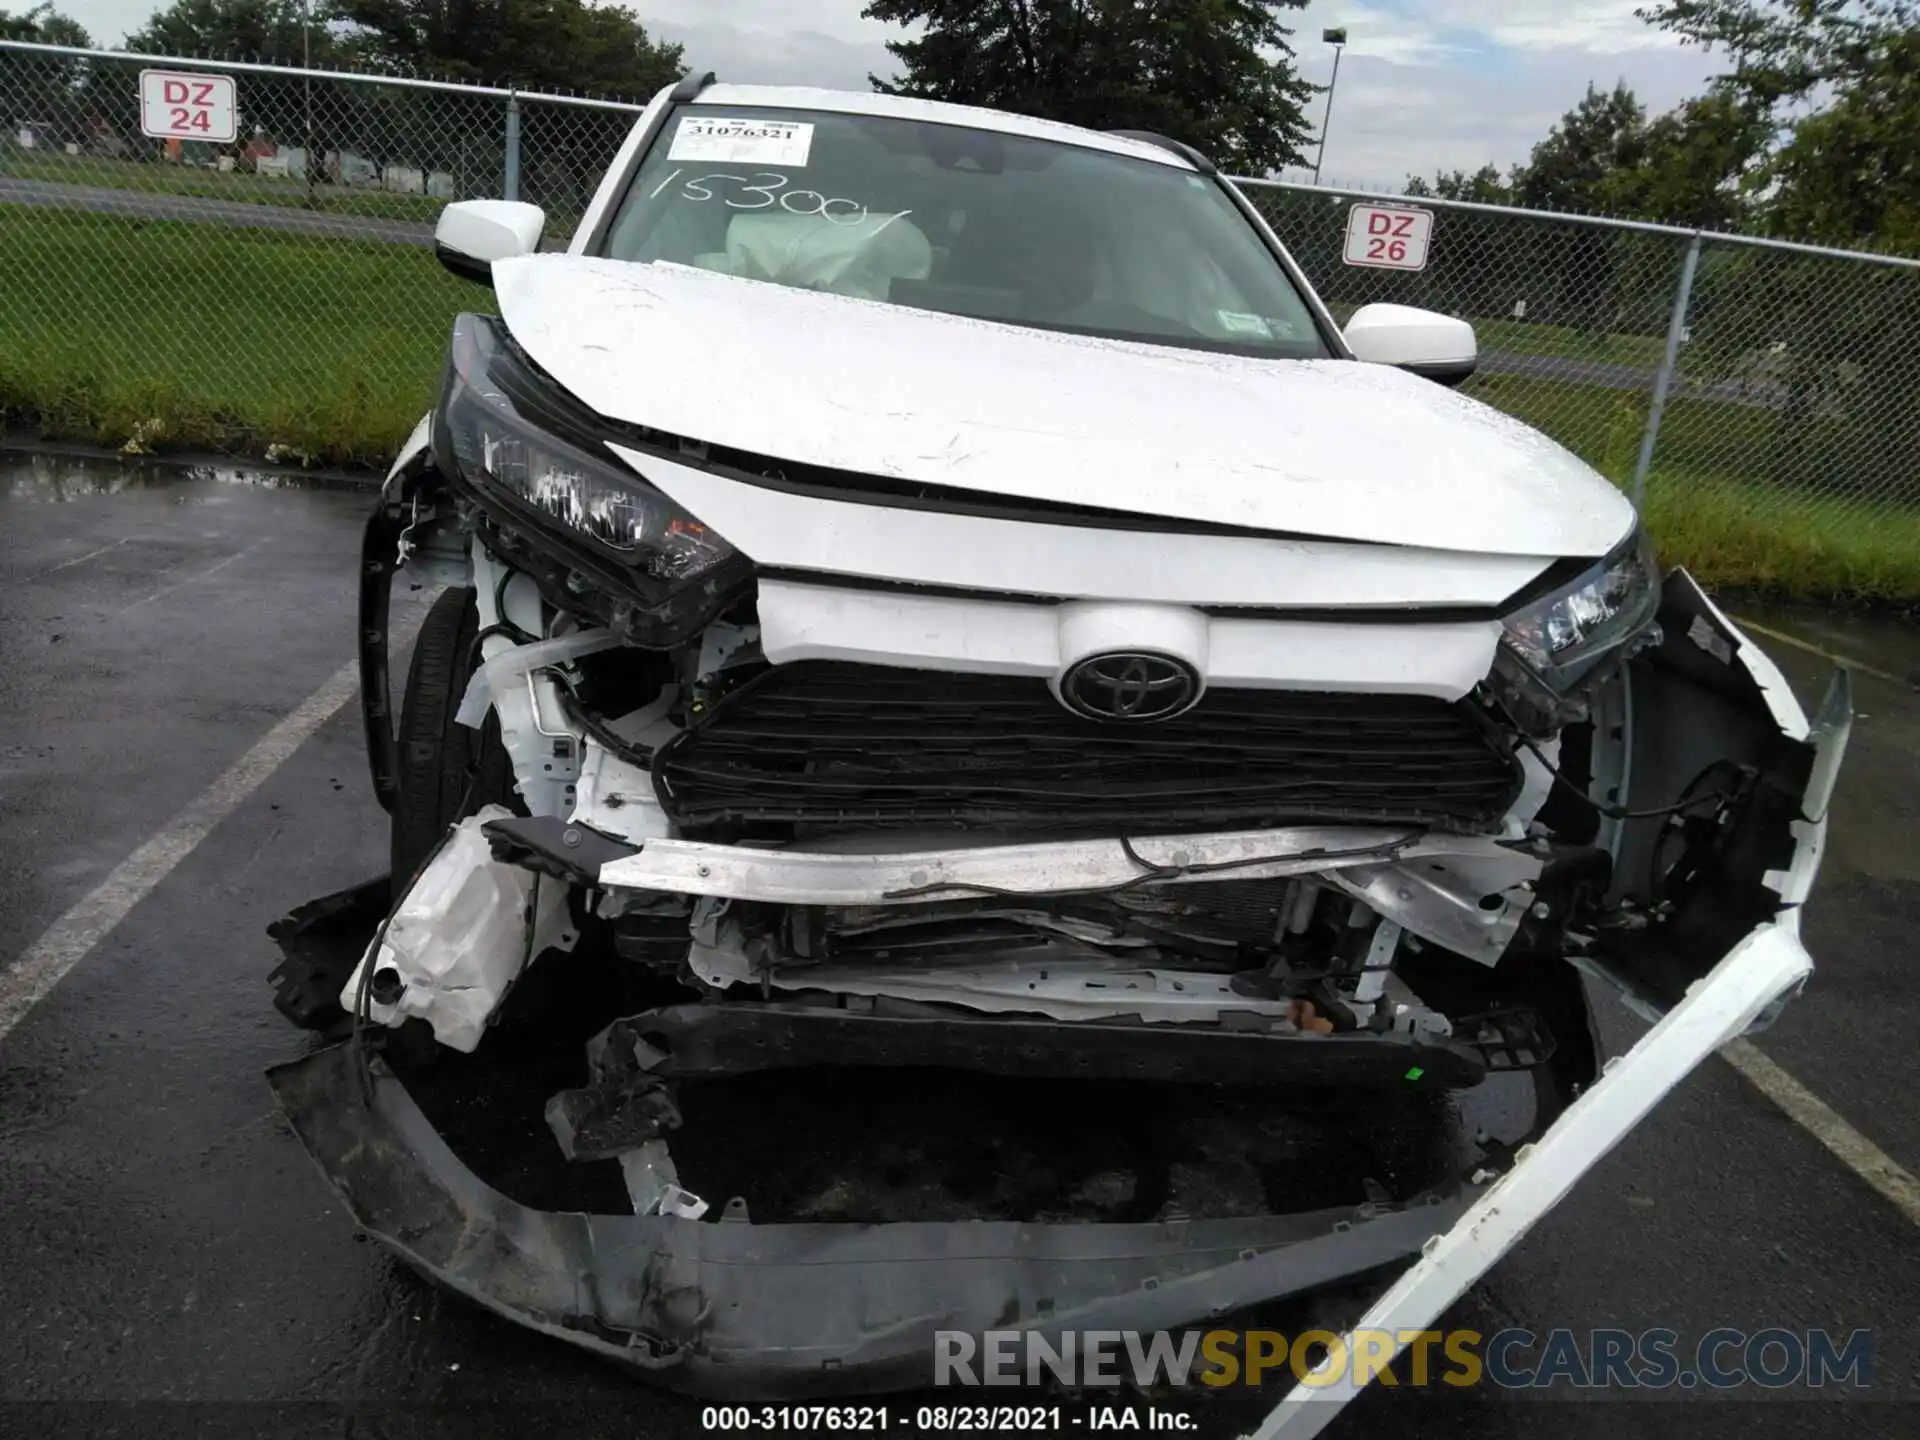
[600,106,1332,359]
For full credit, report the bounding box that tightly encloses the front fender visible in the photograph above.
[382,412,434,504]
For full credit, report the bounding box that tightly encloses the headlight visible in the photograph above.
[1501,529,1660,690]
[436,312,735,586]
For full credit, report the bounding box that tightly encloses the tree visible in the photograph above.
[0,4,88,43]
[1512,81,1649,214]
[1640,0,1920,251]
[0,7,95,148]
[329,0,684,98]
[127,0,331,62]
[1426,80,1762,229]
[1406,164,1515,203]
[1606,87,1770,229]
[1635,5,1920,501]
[861,0,1318,175]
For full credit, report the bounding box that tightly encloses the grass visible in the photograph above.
[1640,476,1920,602]
[1466,373,1920,601]
[2,205,1916,598]
[2,145,452,222]
[0,206,470,464]
[1471,316,1668,371]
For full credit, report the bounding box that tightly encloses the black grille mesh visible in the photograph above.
[655,662,1520,837]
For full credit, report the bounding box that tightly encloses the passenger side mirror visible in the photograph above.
[435,200,547,285]
[1343,303,1477,387]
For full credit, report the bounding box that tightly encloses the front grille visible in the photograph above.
[654,662,1520,837]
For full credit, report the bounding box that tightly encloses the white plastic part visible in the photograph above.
[341,807,576,1053]
[569,739,673,843]
[657,1184,712,1220]
[1248,923,1815,1440]
[755,579,1504,702]
[1245,654,1848,1440]
[435,198,546,265]
[1054,601,1211,679]
[1342,302,1477,371]
[381,412,432,500]
[633,452,1556,609]
[461,541,623,817]
[618,1139,709,1218]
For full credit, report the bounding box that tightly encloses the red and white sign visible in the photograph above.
[139,70,237,143]
[1343,203,1435,271]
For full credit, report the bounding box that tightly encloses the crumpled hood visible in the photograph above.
[492,255,1636,558]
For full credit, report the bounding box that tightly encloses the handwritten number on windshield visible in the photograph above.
[648,167,910,232]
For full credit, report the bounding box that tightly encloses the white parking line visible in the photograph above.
[111,544,261,616]
[24,535,137,582]
[0,656,366,1045]
[1723,1038,1920,1226]
[1732,614,1914,691]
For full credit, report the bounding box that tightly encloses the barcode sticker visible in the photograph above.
[667,116,815,167]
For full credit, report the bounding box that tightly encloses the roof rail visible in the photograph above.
[1107,129,1216,175]
[671,70,718,102]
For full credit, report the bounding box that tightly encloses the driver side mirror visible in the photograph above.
[1343,303,1477,387]
[435,199,547,285]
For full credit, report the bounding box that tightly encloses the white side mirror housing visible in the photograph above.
[1344,303,1478,387]
[434,199,547,285]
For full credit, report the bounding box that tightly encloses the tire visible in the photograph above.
[390,586,518,887]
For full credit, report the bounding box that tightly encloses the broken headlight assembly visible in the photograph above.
[1491,529,1661,734]
[433,312,749,641]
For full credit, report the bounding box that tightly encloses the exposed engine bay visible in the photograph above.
[263,433,1847,1416]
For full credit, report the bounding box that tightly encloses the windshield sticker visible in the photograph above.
[1217,311,1273,338]
[667,116,815,167]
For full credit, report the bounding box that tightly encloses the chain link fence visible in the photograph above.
[0,42,637,463]
[3,41,1918,591]
[1240,179,1920,591]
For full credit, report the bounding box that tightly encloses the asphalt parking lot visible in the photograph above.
[0,452,1915,1440]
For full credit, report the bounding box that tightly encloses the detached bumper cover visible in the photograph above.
[267,1040,1472,1398]
[1247,629,1853,1440]
[1250,921,1815,1439]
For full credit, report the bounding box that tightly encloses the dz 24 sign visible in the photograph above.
[1343,203,1435,271]
[139,70,238,143]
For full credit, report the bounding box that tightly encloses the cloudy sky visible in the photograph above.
[51,0,1726,184]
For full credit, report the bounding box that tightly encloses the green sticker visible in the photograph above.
[1404,1066,1425,1082]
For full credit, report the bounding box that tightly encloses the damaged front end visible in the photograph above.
[269,318,1847,1422]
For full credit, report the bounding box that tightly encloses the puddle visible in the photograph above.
[0,449,376,502]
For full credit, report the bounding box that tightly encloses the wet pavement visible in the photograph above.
[0,453,1916,1438]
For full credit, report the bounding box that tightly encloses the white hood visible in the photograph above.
[492,255,1636,558]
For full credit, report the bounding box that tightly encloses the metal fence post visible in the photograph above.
[504,91,521,201]
[1631,232,1704,509]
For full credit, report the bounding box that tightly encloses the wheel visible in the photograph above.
[390,586,518,887]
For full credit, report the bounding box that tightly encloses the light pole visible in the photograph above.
[1311,27,1347,185]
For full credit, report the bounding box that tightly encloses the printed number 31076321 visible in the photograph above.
[650,168,912,234]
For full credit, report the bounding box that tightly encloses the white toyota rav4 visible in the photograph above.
[267,77,1851,1427]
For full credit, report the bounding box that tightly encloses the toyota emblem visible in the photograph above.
[1059,651,1202,722]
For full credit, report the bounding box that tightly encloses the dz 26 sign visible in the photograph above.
[139,70,238,143]
[1343,203,1435,271]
